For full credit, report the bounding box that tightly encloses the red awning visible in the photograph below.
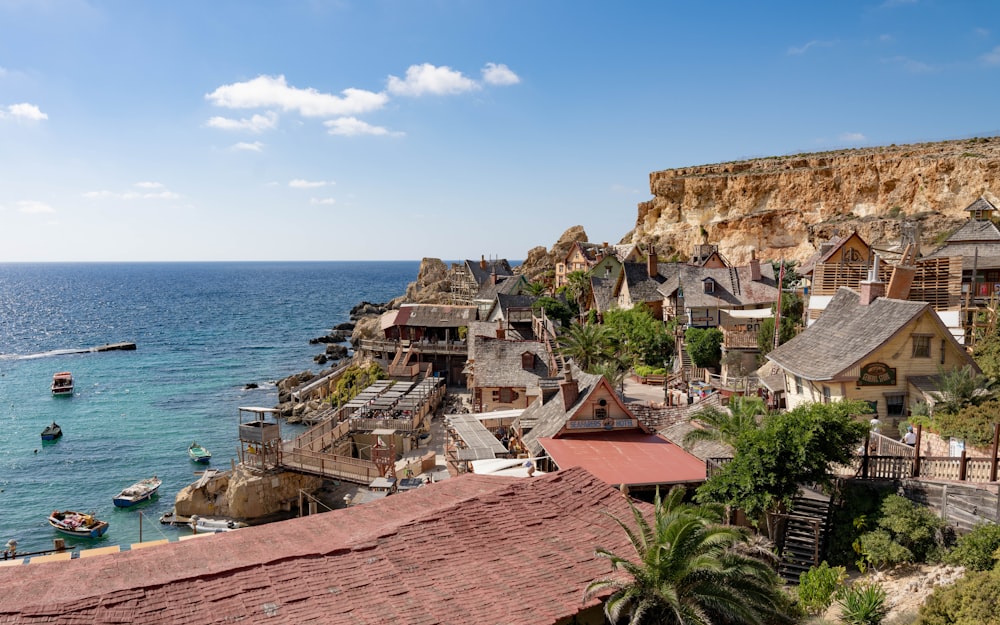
[538,431,705,487]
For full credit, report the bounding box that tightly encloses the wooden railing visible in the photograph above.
[281,448,381,483]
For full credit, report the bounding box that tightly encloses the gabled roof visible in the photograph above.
[464,258,514,287]
[964,196,999,213]
[520,368,637,457]
[658,264,778,309]
[620,262,678,303]
[474,274,526,302]
[590,276,616,313]
[0,468,641,625]
[798,231,868,277]
[766,287,930,381]
[392,304,478,327]
[469,337,551,388]
[943,219,1000,244]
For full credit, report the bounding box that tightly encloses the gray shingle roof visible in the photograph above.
[766,287,928,381]
[590,276,616,313]
[964,196,999,213]
[474,274,525,301]
[465,258,514,287]
[659,264,778,309]
[621,262,677,303]
[469,338,551,388]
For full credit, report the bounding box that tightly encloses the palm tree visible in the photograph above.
[930,363,995,415]
[523,280,548,297]
[565,270,593,320]
[682,395,766,449]
[584,487,790,625]
[558,321,614,372]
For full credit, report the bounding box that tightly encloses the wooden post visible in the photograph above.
[959,450,968,482]
[862,430,870,480]
[991,423,1000,482]
[912,424,923,478]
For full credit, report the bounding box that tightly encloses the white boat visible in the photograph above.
[51,372,74,396]
[188,442,212,464]
[189,515,246,533]
[113,476,162,507]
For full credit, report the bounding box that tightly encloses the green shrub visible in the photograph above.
[934,399,1000,448]
[946,523,1000,571]
[917,567,1000,625]
[876,495,947,563]
[838,582,888,625]
[798,561,847,615]
[827,483,891,568]
[856,529,913,571]
[633,364,667,377]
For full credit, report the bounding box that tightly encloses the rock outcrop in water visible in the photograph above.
[628,136,1000,263]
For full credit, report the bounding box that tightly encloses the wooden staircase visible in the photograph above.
[777,489,832,584]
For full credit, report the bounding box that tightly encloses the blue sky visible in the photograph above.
[1,1,998,262]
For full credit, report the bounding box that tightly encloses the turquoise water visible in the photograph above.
[0,261,417,554]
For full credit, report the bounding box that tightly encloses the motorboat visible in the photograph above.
[113,476,162,507]
[48,510,109,538]
[41,422,63,441]
[51,372,74,396]
[188,442,212,464]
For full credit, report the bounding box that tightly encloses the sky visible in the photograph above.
[1,1,999,262]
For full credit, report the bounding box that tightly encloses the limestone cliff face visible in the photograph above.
[628,137,1000,263]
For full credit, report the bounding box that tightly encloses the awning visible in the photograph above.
[538,431,706,487]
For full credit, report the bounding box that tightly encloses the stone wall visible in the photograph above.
[174,465,323,521]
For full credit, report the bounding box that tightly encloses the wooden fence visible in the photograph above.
[899,479,1000,532]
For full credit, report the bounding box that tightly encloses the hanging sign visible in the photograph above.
[858,362,896,386]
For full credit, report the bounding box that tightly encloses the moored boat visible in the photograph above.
[188,442,211,464]
[51,372,74,396]
[48,510,109,538]
[113,476,162,507]
[41,422,62,441]
[189,515,246,533]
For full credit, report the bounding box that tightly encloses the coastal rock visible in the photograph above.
[349,301,390,320]
[628,136,1000,264]
[516,225,589,285]
[324,344,348,358]
[173,465,323,521]
[333,322,355,331]
[313,354,328,365]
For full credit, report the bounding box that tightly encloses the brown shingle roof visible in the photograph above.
[0,468,642,625]
[470,337,551,388]
[766,287,928,381]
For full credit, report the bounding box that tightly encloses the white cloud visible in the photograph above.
[206,75,387,117]
[787,40,834,55]
[289,179,334,189]
[481,62,520,86]
[233,141,264,152]
[205,111,278,133]
[884,55,936,73]
[1,102,48,121]
[17,200,55,214]
[982,46,1000,66]
[324,116,398,137]
[82,182,181,200]
[839,132,867,142]
[387,63,479,97]
[975,28,990,38]
[310,197,336,205]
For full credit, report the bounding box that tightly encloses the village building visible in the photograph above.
[464,329,554,413]
[765,281,979,426]
[613,250,677,318]
[372,304,476,384]
[515,367,705,492]
[554,241,640,289]
[658,255,780,328]
[689,243,729,267]
[0,468,640,625]
[449,256,515,304]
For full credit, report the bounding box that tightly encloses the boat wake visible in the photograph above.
[1,342,136,360]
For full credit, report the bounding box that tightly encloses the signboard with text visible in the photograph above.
[858,362,897,386]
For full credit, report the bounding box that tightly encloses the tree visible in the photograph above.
[930,363,994,415]
[523,280,548,297]
[558,321,615,372]
[696,399,869,538]
[604,307,674,370]
[684,327,723,369]
[682,395,765,449]
[584,487,791,625]
[756,292,804,359]
[532,296,574,327]
[769,259,800,290]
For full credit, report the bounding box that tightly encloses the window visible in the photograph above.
[499,388,517,404]
[704,279,715,294]
[912,335,931,358]
[940,339,946,365]
[886,393,906,417]
[794,376,803,394]
[844,248,863,263]
[822,385,831,404]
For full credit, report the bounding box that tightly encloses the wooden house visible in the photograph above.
[766,284,979,426]
[658,256,779,328]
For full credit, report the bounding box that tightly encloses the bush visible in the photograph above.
[946,522,1000,571]
[852,494,945,571]
[798,561,847,615]
[934,399,1000,448]
[917,567,1000,625]
[684,327,723,369]
[838,582,888,625]
[856,530,913,571]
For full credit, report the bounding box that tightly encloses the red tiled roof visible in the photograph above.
[0,468,643,625]
[539,431,706,487]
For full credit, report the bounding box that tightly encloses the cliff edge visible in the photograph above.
[629,136,1000,263]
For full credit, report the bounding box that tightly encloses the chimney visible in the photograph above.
[647,246,658,278]
[859,255,886,305]
[749,250,761,281]
[490,268,498,285]
[480,255,487,270]
[496,319,506,340]
[560,368,580,410]
[886,243,916,300]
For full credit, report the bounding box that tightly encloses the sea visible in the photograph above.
[0,261,419,555]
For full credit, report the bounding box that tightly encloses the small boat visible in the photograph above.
[113,476,162,507]
[51,372,74,396]
[48,510,109,538]
[188,442,212,464]
[41,422,62,441]
[189,515,246,533]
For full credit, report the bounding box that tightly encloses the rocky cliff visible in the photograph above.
[628,136,1000,264]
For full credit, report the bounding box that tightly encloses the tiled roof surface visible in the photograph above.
[661,264,778,309]
[470,338,551,387]
[539,431,706,486]
[521,368,606,456]
[474,274,524,302]
[0,468,641,625]
[963,196,999,213]
[766,287,927,381]
[590,276,616,313]
[621,262,676,303]
[464,259,514,287]
[394,304,478,327]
